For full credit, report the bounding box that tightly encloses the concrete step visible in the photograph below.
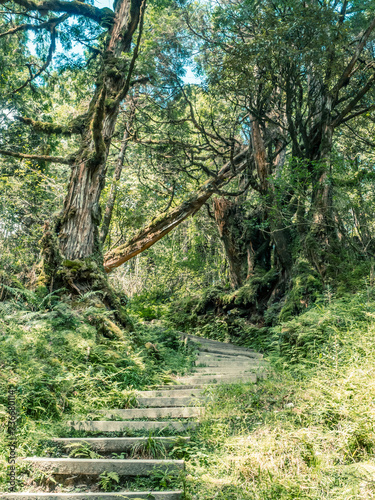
[176,373,256,385]
[196,353,252,362]
[69,420,197,433]
[22,457,184,476]
[196,355,266,366]
[137,396,204,407]
[192,366,257,374]
[97,407,204,419]
[5,493,183,500]
[182,334,263,358]
[196,356,256,364]
[138,388,205,398]
[53,436,190,452]
[196,346,262,358]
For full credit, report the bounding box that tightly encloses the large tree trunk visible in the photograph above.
[305,92,338,275]
[56,0,144,263]
[250,117,293,274]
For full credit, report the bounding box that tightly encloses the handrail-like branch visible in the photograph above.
[0,0,114,26]
[0,148,74,164]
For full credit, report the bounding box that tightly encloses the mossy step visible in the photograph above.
[69,420,197,433]
[5,493,182,500]
[21,458,184,476]
[137,396,204,407]
[97,407,204,419]
[175,373,257,385]
[53,436,190,452]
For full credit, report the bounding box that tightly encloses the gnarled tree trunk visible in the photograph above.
[56,0,144,265]
[213,197,271,289]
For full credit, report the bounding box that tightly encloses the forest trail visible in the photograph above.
[6,337,267,499]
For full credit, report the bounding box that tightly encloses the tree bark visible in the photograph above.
[213,197,271,289]
[250,116,293,273]
[56,0,145,262]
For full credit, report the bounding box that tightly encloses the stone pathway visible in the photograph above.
[7,336,266,499]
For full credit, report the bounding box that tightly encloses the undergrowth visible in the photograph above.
[0,286,194,491]
[182,289,375,499]
[2,276,375,498]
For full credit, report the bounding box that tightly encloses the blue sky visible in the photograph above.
[29,0,201,85]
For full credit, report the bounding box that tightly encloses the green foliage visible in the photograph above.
[98,471,120,492]
[149,466,181,490]
[279,259,323,322]
[182,293,375,497]
[66,441,101,459]
[131,433,167,459]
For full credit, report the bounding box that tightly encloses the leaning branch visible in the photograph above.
[332,17,375,101]
[17,115,84,136]
[0,13,68,38]
[11,19,64,94]
[332,73,375,127]
[0,149,74,164]
[1,0,114,25]
[103,148,250,272]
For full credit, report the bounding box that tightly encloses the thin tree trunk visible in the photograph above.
[100,95,137,244]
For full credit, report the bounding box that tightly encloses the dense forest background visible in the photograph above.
[1,0,375,331]
[1,0,375,498]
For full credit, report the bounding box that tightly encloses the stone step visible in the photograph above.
[196,355,266,366]
[22,457,184,476]
[196,356,257,364]
[196,346,262,358]
[195,362,261,369]
[53,436,190,452]
[137,396,204,407]
[69,420,197,433]
[192,366,258,374]
[182,334,262,357]
[175,373,256,385]
[197,353,252,361]
[5,493,183,500]
[97,407,204,419]
[138,388,205,398]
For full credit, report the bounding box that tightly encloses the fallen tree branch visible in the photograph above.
[103,147,251,272]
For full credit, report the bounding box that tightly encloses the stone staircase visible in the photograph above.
[6,336,266,499]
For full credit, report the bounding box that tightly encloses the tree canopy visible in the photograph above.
[0,0,375,324]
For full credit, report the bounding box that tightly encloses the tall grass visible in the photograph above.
[183,291,375,498]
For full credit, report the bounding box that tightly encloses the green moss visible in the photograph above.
[279,259,323,322]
